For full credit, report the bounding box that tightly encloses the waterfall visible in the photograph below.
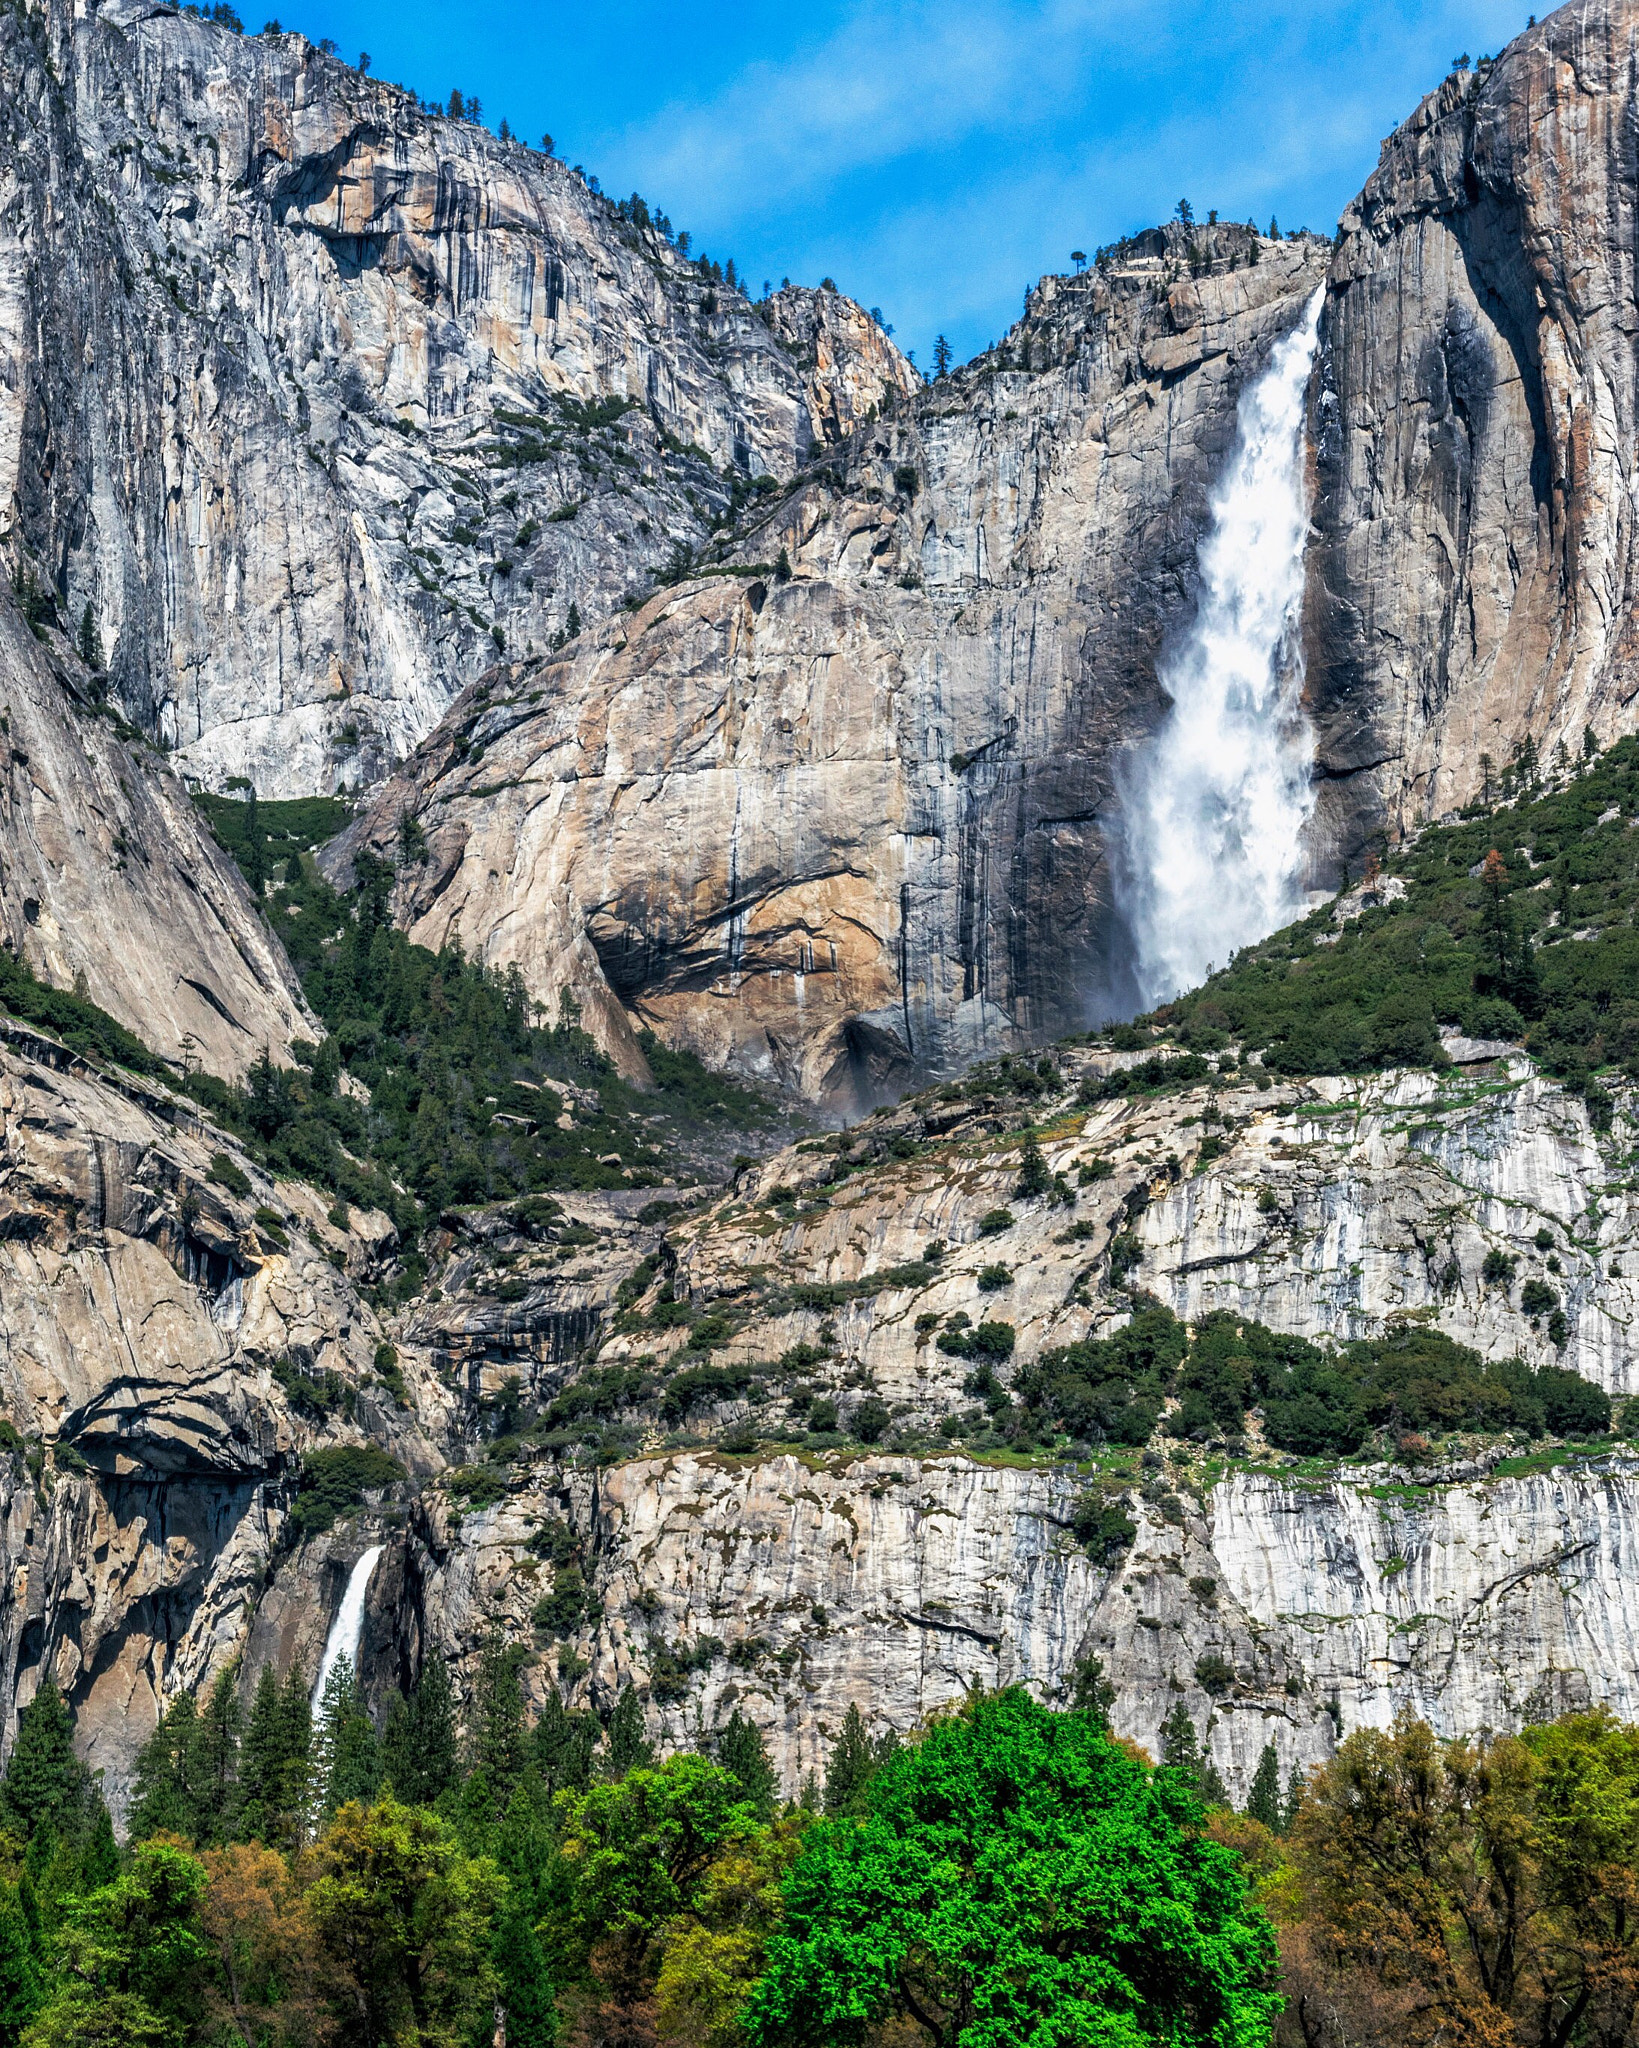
[1116,287,1324,1011]
[313,1545,384,1710]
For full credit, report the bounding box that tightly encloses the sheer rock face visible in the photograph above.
[0,594,314,1074]
[331,232,1331,1106]
[369,1054,1639,1800]
[424,1448,1639,1805]
[0,0,915,797]
[1309,0,1639,850]
[0,1029,445,1816]
[9,1024,1639,1815]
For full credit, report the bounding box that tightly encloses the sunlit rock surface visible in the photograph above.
[0,0,915,794]
[330,232,1331,1104]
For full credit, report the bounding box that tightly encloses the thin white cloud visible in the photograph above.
[595,0,1534,356]
[617,0,1158,214]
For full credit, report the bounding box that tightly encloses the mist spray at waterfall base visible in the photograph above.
[1116,288,1324,1011]
[313,1544,384,1709]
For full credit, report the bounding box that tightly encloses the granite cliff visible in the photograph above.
[329,229,1332,1105]
[5,988,1636,1816]
[1311,0,1639,848]
[0,572,314,1073]
[0,0,915,795]
[9,0,1639,1833]
[330,0,1639,1103]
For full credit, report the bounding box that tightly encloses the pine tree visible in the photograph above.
[492,1893,557,2048]
[1015,1134,1052,1199]
[241,786,268,897]
[186,1667,242,1845]
[717,1711,778,1818]
[77,1802,117,1889]
[0,1879,40,2047]
[128,1694,198,1842]
[277,1667,312,1829]
[1282,1764,1308,1833]
[566,602,582,640]
[237,1666,309,1847]
[1,1682,90,1846]
[467,1637,526,1790]
[385,1649,459,1806]
[313,1654,379,1822]
[1245,1742,1282,1831]
[1069,1653,1115,1729]
[236,1667,285,1844]
[932,334,953,378]
[415,1654,460,1802]
[1159,1702,1204,1787]
[76,603,101,672]
[603,1683,652,1779]
[823,1703,877,1817]
[532,1690,595,1796]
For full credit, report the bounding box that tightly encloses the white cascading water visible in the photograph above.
[312,1544,384,1709]
[1117,287,1324,1010]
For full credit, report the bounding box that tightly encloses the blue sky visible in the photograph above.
[288,0,1537,366]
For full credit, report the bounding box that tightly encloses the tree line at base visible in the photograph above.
[0,1651,1635,2048]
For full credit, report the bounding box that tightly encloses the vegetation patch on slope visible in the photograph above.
[1163,734,1639,1104]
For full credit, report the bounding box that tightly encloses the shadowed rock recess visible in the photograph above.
[12,0,1639,1834]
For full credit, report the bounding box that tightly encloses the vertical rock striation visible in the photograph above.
[0,0,916,794]
[331,229,1331,1104]
[1310,0,1639,848]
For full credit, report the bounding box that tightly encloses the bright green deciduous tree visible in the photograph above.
[557,1755,761,2010]
[743,1686,1281,2048]
[25,1841,209,2048]
[303,1796,503,2048]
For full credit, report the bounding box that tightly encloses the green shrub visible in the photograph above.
[1069,1495,1136,1564]
[1195,1653,1235,1697]
[272,1354,354,1421]
[445,1465,508,1509]
[978,1208,1014,1236]
[1483,1248,1518,1287]
[976,1264,1012,1292]
[852,1396,890,1443]
[254,1206,290,1250]
[533,1561,592,1636]
[290,1445,403,1535]
[936,1320,1016,1361]
[208,1152,252,1198]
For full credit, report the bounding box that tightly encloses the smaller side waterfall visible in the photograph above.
[313,1545,384,1709]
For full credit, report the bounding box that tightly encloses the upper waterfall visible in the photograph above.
[1116,287,1324,1010]
[313,1545,384,1709]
